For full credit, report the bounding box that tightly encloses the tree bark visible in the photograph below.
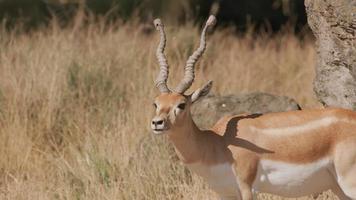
[305,0,356,110]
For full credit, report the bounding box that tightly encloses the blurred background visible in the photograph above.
[0,0,308,33]
[0,1,326,200]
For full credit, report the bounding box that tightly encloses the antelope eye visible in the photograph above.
[153,103,157,109]
[177,103,186,110]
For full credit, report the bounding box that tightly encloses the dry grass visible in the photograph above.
[0,21,333,199]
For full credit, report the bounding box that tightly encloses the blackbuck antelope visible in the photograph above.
[150,15,356,200]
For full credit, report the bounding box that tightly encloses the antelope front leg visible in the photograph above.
[239,181,253,200]
[233,152,258,200]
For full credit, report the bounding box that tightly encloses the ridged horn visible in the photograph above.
[153,18,170,93]
[175,15,216,94]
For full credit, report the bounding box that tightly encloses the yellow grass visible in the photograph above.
[0,21,335,199]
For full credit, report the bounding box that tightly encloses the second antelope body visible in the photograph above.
[151,16,356,200]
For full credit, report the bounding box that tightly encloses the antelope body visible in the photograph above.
[150,16,356,200]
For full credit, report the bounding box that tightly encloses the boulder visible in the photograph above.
[192,92,301,128]
[305,0,356,110]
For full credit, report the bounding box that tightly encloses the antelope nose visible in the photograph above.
[152,119,164,126]
[151,117,166,131]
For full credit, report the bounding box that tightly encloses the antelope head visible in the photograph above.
[151,16,216,135]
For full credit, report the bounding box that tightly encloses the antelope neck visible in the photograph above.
[167,113,203,164]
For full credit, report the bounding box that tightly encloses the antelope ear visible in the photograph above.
[190,81,213,103]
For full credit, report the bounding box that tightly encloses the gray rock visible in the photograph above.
[305,0,356,110]
[192,92,301,129]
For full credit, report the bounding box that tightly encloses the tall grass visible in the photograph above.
[0,21,323,199]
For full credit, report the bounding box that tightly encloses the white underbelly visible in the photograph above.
[253,158,337,197]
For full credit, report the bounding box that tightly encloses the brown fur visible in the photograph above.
[215,109,356,164]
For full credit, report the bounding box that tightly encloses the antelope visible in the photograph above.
[150,15,356,200]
